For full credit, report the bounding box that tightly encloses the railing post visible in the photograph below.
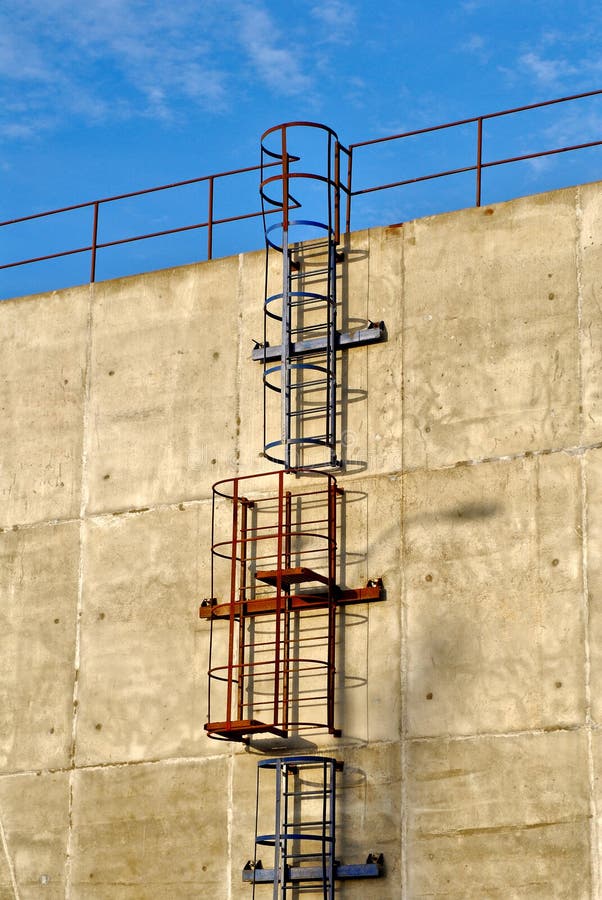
[207,176,214,260]
[345,147,353,234]
[334,142,341,244]
[90,201,99,283]
[281,125,289,232]
[476,117,483,207]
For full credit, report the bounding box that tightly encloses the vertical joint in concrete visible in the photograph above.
[0,804,20,900]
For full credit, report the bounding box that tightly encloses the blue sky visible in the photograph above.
[2,0,602,297]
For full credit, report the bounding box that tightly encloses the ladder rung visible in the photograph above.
[290,407,329,417]
[284,821,332,829]
[289,265,331,277]
[290,295,328,306]
[284,789,326,798]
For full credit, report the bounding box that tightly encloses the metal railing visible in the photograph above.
[345,88,602,231]
[2,88,602,297]
[0,161,278,285]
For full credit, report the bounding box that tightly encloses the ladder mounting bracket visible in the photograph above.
[251,321,387,362]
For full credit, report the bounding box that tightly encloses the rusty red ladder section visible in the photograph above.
[200,469,383,742]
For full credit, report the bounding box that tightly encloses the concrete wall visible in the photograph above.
[1,181,601,898]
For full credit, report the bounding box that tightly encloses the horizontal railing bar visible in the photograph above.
[3,89,602,292]
[0,244,92,270]
[349,87,602,150]
[0,206,278,273]
[350,138,602,199]
[0,160,279,228]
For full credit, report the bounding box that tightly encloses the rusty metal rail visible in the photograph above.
[2,89,602,295]
[0,161,278,284]
[344,87,602,231]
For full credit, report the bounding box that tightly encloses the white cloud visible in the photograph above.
[0,0,230,142]
[518,51,577,86]
[459,33,490,63]
[542,110,602,148]
[235,4,314,97]
[309,0,357,42]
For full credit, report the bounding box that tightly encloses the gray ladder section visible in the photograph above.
[252,757,337,900]
[263,231,339,470]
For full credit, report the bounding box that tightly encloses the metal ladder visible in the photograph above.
[244,755,384,894]
[259,123,344,470]
[252,757,339,900]
[201,469,343,742]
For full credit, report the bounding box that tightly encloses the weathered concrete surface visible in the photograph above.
[407,730,591,898]
[0,523,79,774]
[404,452,585,737]
[337,474,402,744]
[1,181,602,898]
[69,759,228,898]
[0,772,70,899]
[344,225,405,476]
[403,190,581,470]
[0,287,88,528]
[86,261,239,514]
[75,505,210,765]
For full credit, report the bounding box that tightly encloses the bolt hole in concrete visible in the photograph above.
[556,681,563,689]
[426,693,433,700]
[425,574,433,582]
[552,558,560,566]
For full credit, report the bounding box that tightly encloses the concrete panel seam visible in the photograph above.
[0,515,80,534]
[84,495,213,524]
[576,187,599,899]
[0,802,20,900]
[0,752,242,781]
[65,282,93,900]
[80,281,94,520]
[402,437,602,477]
[407,723,587,745]
[416,814,590,840]
[582,454,599,897]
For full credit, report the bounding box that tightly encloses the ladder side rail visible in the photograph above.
[273,471,285,728]
[321,759,329,899]
[237,499,249,721]
[225,478,240,729]
[281,126,291,470]
[252,761,261,900]
[327,479,338,734]
[327,237,337,464]
[333,140,341,245]
[281,490,293,732]
[263,243,272,473]
[328,759,336,898]
[274,759,283,900]
[207,488,218,726]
